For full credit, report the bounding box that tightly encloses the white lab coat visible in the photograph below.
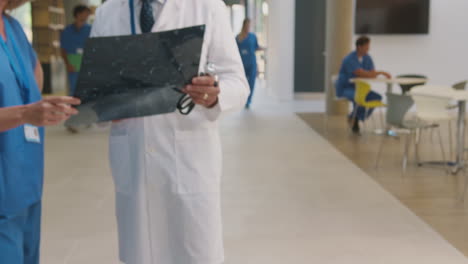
[90,1,249,263]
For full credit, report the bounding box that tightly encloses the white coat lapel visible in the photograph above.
[119,0,135,35]
[152,0,184,32]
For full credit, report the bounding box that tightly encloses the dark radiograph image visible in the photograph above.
[65,25,205,126]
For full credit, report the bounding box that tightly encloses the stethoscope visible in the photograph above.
[127,0,218,115]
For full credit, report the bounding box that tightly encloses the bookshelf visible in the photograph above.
[31,0,66,94]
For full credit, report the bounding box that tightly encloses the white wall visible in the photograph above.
[365,0,468,86]
[266,0,295,100]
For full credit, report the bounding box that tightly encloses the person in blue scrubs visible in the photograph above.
[0,1,80,263]
[237,18,262,109]
[60,5,91,95]
[336,36,391,134]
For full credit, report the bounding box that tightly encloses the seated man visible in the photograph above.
[336,36,391,134]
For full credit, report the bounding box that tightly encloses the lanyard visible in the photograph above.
[0,16,30,103]
[129,0,136,35]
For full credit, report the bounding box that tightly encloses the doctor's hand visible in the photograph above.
[183,76,220,108]
[22,96,81,126]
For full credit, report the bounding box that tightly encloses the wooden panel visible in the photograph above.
[31,0,65,63]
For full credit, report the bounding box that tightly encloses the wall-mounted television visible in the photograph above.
[355,0,430,35]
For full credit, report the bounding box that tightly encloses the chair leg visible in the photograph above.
[349,106,358,134]
[402,132,413,174]
[362,108,369,133]
[414,128,422,166]
[430,127,435,143]
[460,169,468,202]
[375,133,388,170]
[448,121,453,161]
[371,110,377,130]
[437,127,449,175]
[379,108,385,131]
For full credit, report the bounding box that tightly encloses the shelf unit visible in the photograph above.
[31,0,67,94]
[31,0,65,64]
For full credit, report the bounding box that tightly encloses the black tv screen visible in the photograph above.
[355,0,430,34]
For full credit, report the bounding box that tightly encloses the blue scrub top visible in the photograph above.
[236,33,259,68]
[60,24,91,54]
[0,15,44,216]
[336,51,375,98]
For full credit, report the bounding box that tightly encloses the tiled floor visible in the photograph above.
[298,111,468,257]
[40,90,468,263]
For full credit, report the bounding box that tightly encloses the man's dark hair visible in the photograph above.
[356,36,370,48]
[73,5,91,18]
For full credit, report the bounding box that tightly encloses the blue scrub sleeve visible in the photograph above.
[367,56,375,71]
[344,57,361,75]
[60,27,73,54]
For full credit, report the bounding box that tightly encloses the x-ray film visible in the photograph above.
[65,25,205,126]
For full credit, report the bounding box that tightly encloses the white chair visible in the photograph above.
[375,93,446,173]
[410,85,455,171]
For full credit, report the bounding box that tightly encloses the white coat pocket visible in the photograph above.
[175,129,222,194]
[109,134,134,195]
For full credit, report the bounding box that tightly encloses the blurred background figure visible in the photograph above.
[335,36,391,134]
[60,4,91,96]
[60,4,91,133]
[237,18,263,109]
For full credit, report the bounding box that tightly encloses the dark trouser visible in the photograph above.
[244,64,257,107]
[0,202,41,264]
[341,88,382,121]
[68,72,79,95]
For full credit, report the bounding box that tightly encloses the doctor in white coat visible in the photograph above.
[90,0,249,264]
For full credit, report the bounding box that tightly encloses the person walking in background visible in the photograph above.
[60,5,91,95]
[0,1,81,263]
[237,18,263,109]
[335,36,391,134]
[60,5,91,133]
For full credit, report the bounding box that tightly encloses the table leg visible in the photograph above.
[380,83,393,136]
[386,83,392,94]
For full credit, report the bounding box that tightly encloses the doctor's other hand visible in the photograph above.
[22,96,81,126]
[183,75,220,108]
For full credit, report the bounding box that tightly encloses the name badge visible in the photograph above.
[24,125,41,143]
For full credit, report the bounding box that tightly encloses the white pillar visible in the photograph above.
[324,0,354,115]
[266,0,295,101]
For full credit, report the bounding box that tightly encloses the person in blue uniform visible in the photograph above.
[237,18,262,109]
[0,1,80,263]
[60,5,91,95]
[336,36,391,133]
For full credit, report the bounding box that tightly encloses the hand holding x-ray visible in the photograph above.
[183,75,219,108]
